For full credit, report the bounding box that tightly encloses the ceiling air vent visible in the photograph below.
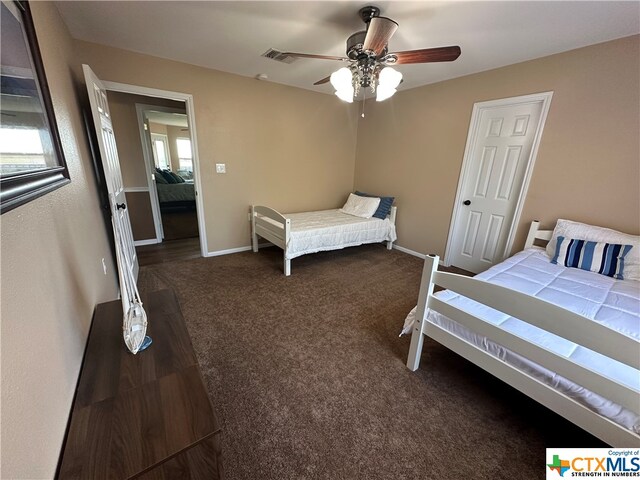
[261,49,297,64]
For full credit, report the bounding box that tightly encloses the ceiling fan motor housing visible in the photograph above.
[346,31,366,60]
[347,30,388,61]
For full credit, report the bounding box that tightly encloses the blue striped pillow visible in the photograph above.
[551,236,633,279]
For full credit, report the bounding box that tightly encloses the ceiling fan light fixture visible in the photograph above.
[379,67,402,89]
[376,67,402,101]
[376,86,396,102]
[330,67,354,103]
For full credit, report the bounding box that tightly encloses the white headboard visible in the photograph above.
[524,220,553,249]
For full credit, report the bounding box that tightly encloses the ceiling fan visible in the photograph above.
[281,6,461,102]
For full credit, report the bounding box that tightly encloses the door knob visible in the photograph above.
[116,203,127,210]
[463,200,471,206]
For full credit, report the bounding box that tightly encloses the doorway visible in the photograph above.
[136,104,199,244]
[98,80,207,260]
[445,92,553,273]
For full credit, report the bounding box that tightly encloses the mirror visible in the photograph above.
[0,0,69,213]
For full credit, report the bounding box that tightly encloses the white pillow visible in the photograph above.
[340,193,380,218]
[546,219,640,281]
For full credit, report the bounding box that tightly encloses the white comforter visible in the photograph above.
[283,209,397,260]
[402,247,640,433]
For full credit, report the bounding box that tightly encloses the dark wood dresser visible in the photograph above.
[58,289,223,479]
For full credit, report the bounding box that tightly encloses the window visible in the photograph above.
[0,0,69,213]
[176,137,193,179]
[0,127,46,174]
[150,134,170,170]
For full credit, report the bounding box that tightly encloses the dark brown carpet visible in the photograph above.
[138,244,603,480]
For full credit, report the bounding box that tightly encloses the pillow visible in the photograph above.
[159,169,177,184]
[355,191,394,219]
[154,170,168,184]
[546,219,640,281]
[169,171,185,183]
[340,193,380,219]
[551,236,633,279]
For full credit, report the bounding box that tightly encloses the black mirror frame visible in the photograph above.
[0,0,69,214]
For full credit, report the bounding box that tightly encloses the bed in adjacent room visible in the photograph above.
[154,168,195,211]
[402,219,640,446]
[251,192,397,275]
[156,182,195,210]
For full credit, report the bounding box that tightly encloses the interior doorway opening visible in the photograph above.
[137,105,199,244]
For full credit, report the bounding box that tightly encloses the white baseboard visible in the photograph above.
[206,246,252,257]
[393,244,446,266]
[392,244,424,258]
[134,238,160,246]
[206,242,274,257]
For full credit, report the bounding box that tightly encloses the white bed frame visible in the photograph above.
[251,205,397,276]
[407,221,640,446]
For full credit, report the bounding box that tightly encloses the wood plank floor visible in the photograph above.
[137,237,201,266]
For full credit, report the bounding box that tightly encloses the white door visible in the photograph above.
[447,93,552,273]
[83,64,139,291]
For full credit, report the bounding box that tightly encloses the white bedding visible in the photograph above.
[402,247,640,433]
[282,209,397,260]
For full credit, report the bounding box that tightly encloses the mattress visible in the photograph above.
[402,247,640,433]
[283,209,397,260]
[156,183,195,204]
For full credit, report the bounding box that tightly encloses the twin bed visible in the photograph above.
[403,220,639,446]
[251,203,397,276]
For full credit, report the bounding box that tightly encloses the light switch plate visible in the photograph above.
[216,163,226,174]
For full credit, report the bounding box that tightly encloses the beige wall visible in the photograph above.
[0,3,119,478]
[74,40,359,254]
[354,35,640,258]
[149,121,168,135]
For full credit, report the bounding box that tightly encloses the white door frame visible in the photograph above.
[444,91,553,267]
[103,81,208,258]
[135,103,189,243]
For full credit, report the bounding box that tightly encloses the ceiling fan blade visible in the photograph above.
[313,75,331,86]
[362,17,398,56]
[282,52,349,62]
[388,46,461,65]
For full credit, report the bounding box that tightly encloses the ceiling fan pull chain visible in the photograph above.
[361,91,366,118]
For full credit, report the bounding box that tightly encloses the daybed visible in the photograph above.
[251,196,397,276]
[402,220,640,446]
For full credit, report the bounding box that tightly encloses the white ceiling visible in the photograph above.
[145,110,188,128]
[55,1,640,95]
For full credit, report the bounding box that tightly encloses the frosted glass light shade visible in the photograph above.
[330,67,354,103]
[376,67,402,102]
[376,86,396,102]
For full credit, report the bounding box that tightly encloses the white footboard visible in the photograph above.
[251,205,291,275]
